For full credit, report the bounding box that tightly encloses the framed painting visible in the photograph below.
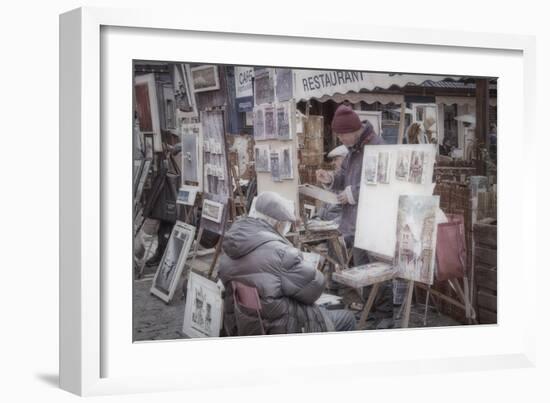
[59,6,537,397]
[150,221,196,303]
[190,65,220,93]
[182,271,224,338]
[134,73,162,152]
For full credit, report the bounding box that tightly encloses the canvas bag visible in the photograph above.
[144,162,179,223]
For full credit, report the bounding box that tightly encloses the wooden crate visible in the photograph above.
[474,218,497,324]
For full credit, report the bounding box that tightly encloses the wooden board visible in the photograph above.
[474,221,497,248]
[477,288,497,312]
[475,265,497,292]
[478,307,497,324]
[474,246,497,267]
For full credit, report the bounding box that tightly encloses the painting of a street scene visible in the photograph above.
[395,195,439,285]
[377,151,390,184]
[408,150,425,184]
[364,153,378,185]
[183,272,223,338]
[395,150,410,181]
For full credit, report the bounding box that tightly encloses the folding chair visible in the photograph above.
[232,281,266,335]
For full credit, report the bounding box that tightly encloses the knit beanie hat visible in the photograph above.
[331,105,362,134]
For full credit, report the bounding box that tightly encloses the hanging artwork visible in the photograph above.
[408,150,425,184]
[202,199,224,223]
[134,73,162,152]
[395,150,410,181]
[280,146,294,180]
[394,195,439,285]
[172,63,197,117]
[270,151,281,182]
[190,65,220,93]
[201,110,230,198]
[176,186,198,206]
[180,122,203,189]
[253,106,265,140]
[363,153,378,185]
[276,102,292,140]
[254,144,271,172]
[150,221,196,303]
[275,68,293,102]
[182,272,224,338]
[254,68,274,105]
[377,151,390,184]
[264,105,276,139]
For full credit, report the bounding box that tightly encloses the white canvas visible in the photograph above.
[355,144,437,258]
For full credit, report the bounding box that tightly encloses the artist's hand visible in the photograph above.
[316,169,332,185]
[337,191,350,205]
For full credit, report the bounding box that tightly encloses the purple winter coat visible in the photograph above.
[329,125,385,237]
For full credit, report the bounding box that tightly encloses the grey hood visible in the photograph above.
[222,216,287,259]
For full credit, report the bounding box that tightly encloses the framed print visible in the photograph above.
[60,6,537,397]
[172,63,198,117]
[143,132,154,160]
[201,198,224,223]
[182,271,224,338]
[180,122,203,189]
[190,65,220,93]
[150,221,196,303]
[134,73,162,152]
[176,185,197,206]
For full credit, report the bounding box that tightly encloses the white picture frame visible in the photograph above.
[60,6,537,397]
[182,271,224,338]
[201,198,224,223]
[176,186,198,206]
[190,64,220,93]
[134,73,163,152]
[150,221,196,303]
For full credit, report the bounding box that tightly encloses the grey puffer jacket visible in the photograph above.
[330,125,385,236]
[217,217,330,335]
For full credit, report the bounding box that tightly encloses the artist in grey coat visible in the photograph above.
[217,191,356,336]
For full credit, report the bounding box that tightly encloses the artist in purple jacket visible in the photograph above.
[316,104,393,327]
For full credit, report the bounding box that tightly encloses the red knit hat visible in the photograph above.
[331,105,362,134]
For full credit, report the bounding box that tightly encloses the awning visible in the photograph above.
[294,70,462,101]
[316,93,404,105]
[436,96,497,108]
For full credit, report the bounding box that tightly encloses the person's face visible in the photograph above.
[336,128,361,147]
[332,156,345,170]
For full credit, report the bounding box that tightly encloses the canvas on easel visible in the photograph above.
[355,144,437,259]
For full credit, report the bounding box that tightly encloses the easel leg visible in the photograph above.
[137,236,155,279]
[207,235,224,279]
[358,282,380,330]
[423,286,430,326]
[329,237,347,272]
[401,280,415,328]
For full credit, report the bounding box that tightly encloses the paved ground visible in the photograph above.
[133,270,460,342]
